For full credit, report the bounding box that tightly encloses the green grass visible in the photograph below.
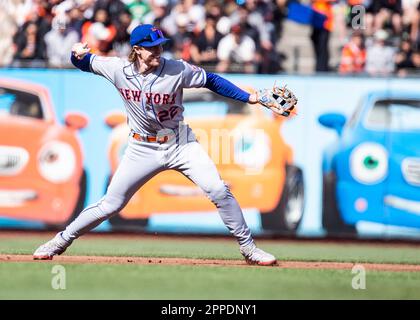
[1,262,420,299]
[1,234,420,264]
[1,234,420,299]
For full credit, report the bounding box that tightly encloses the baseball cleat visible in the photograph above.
[240,243,277,266]
[33,232,70,260]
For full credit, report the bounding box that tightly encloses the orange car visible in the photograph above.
[104,88,304,233]
[0,78,88,227]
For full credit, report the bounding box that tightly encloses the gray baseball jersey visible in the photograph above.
[90,55,206,135]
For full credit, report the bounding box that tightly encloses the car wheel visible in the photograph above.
[260,165,304,235]
[322,172,356,237]
[105,175,149,231]
[45,169,87,230]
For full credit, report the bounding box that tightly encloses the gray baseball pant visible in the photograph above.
[61,134,254,248]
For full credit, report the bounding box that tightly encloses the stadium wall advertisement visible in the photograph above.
[0,68,419,239]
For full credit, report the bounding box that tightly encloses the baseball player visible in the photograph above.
[33,24,297,266]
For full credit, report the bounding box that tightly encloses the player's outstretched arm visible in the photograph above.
[204,72,297,117]
[70,42,92,73]
[204,72,252,103]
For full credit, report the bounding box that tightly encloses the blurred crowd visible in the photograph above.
[337,0,420,76]
[0,0,419,75]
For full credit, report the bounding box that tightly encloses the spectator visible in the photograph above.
[67,7,85,39]
[2,0,417,75]
[34,0,56,27]
[15,8,51,46]
[204,0,223,21]
[126,0,150,25]
[227,3,261,71]
[12,22,46,67]
[365,29,396,75]
[216,22,256,73]
[93,0,126,25]
[9,0,34,28]
[78,0,96,20]
[171,13,194,61]
[412,50,420,69]
[239,0,273,51]
[44,15,80,68]
[368,0,403,35]
[258,0,285,73]
[311,0,336,72]
[221,0,239,16]
[81,8,117,55]
[272,0,288,42]
[395,37,418,75]
[339,31,366,74]
[161,0,205,36]
[190,13,223,67]
[0,0,18,67]
[409,1,420,48]
[111,10,132,58]
[143,0,170,26]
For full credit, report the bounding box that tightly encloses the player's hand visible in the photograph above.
[72,42,90,60]
[248,93,258,104]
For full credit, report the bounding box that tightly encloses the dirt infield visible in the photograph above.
[1,254,420,272]
[2,230,420,272]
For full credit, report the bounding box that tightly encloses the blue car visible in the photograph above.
[319,91,420,235]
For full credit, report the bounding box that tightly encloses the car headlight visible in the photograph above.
[350,142,388,184]
[38,141,76,183]
[233,129,271,171]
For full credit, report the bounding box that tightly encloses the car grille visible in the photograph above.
[0,146,29,176]
[402,158,420,186]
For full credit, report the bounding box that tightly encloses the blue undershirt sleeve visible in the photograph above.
[204,72,250,103]
[71,53,92,72]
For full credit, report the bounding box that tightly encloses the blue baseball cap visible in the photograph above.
[130,24,169,47]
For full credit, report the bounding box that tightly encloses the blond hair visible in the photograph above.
[128,48,137,63]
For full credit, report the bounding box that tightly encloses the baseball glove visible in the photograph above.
[257,84,298,117]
